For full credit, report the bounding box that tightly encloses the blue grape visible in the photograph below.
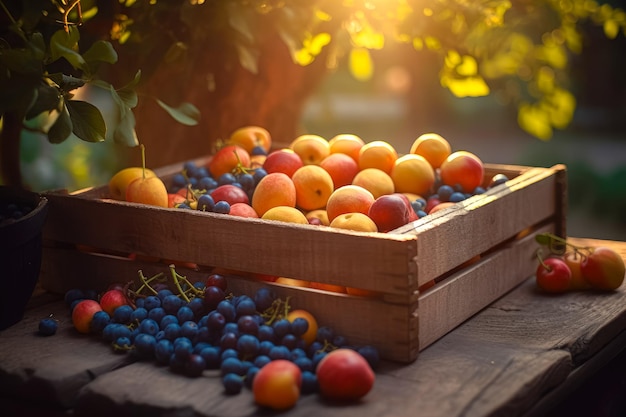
[237,173,255,191]
[112,305,134,324]
[258,325,275,342]
[234,296,256,317]
[237,315,259,335]
[180,321,199,339]
[272,318,291,339]
[251,145,267,156]
[197,194,215,212]
[177,306,195,323]
[185,354,206,377]
[134,333,157,359]
[155,339,174,365]
[172,173,188,189]
[90,311,111,333]
[253,355,271,369]
[187,297,205,318]
[198,176,218,191]
[148,307,166,324]
[38,317,57,336]
[163,323,182,341]
[220,332,238,350]
[130,307,148,323]
[281,333,298,350]
[173,337,194,359]
[159,314,179,329]
[237,334,260,356]
[221,357,244,376]
[222,373,243,395]
[253,168,267,184]
[269,345,291,360]
[162,294,184,315]
[216,300,236,322]
[316,326,334,343]
[290,317,309,337]
[259,340,275,356]
[213,200,230,214]
[437,185,455,202]
[449,192,466,203]
[294,356,314,373]
[244,366,259,389]
[143,296,161,311]
[301,371,318,394]
[157,289,174,300]
[204,287,226,311]
[218,173,237,186]
[207,311,226,331]
[200,346,221,369]
[138,318,159,336]
[254,287,276,312]
[64,288,85,306]
[358,345,380,369]
[223,322,239,336]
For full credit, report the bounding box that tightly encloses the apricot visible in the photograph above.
[126,176,169,208]
[208,145,250,179]
[253,359,302,410]
[108,167,156,201]
[251,173,296,216]
[352,168,395,199]
[358,140,398,174]
[227,125,272,154]
[263,149,303,178]
[581,247,625,290]
[289,134,330,165]
[326,185,375,223]
[305,209,330,226]
[391,154,435,196]
[286,309,319,347]
[409,132,451,169]
[292,165,334,211]
[319,153,359,189]
[261,206,309,224]
[440,151,484,193]
[328,133,365,162]
[563,251,590,290]
[330,212,378,232]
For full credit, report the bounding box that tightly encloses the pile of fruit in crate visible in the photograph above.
[108,126,511,233]
[41,267,379,410]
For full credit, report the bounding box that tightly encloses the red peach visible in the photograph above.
[581,247,626,291]
[320,153,359,189]
[316,348,375,401]
[439,151,484,193]
[263,149,304,178]
[208,145,250,179]
[210,184,250,206]
[99,289,129,316]
[72,299,103,334]
[253,359,302,410]
[229,202,259,218]
[368,194,411,233]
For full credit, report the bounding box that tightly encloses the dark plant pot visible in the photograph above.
[0,186,49,330]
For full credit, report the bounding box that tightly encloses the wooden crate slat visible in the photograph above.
[399,165,564,286]
[42,193,417,295]
[417,222,555,350]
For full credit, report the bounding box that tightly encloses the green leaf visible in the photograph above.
[50,28,86,71]
[83,40,118,65]
[48,74,86,92]
[47,104,73,144]
[535,233,552,246]
[114,110,139,147]
[25,83,61,120]
[156,100,200,126]
[65,100,106,142]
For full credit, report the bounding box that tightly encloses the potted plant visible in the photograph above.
[0,0,198,328]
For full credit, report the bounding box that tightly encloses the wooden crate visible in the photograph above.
[39,162,567,363]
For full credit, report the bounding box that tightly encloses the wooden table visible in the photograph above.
[1,237,625,417]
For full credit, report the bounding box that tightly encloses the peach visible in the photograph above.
[263,148,303,178]
[409,132,452,169]
[316,348,375,401]
[391,153,435,196]
[292,165,334,211]
[253,359,302,410]
[210,184,249,205]
[126,176,169,208]
[168,193,187,208]
[99,289,129,316]
[261,206,309,224]
[358,140,398,174]
[72,299,103,334]
[229,202,259,218]
[305,209,330,226]
[251,172,296,216]
[320,153,359,189]
[368,194,411,233]
[352,168,395,199]
[227,125,272,154]
[328,133,365,162]
[581,247,626,290]
[289,134,330,165]
[330,212,378,232]
[326,185,375,223]
[440,150,484,193]
[208,144,250,179]
[428,201,456,215]
[108,167,156,201]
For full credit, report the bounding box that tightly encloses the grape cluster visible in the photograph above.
[0,201,35,226]
[64,270,380,396]
[411,173,509,219]
[169,161,267,215]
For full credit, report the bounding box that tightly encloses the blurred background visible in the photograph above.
[13,1,626,241]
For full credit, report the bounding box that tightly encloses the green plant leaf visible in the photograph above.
[48,74,86,92]
[156,100,200,126]
[114,110,139,147]
[25,83,61,120]
[50,28,86,71]
[47,104,73,144]
[65,100,106,142]
[83,40,119,65]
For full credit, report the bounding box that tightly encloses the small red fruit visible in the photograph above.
[536,257,572,293]
[581,247,626,291]
[316,348,375,401]
[99,289,129,316]
[253,359,302,410]
[72,299,103,334]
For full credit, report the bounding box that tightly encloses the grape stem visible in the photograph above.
[535,233,593,257]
